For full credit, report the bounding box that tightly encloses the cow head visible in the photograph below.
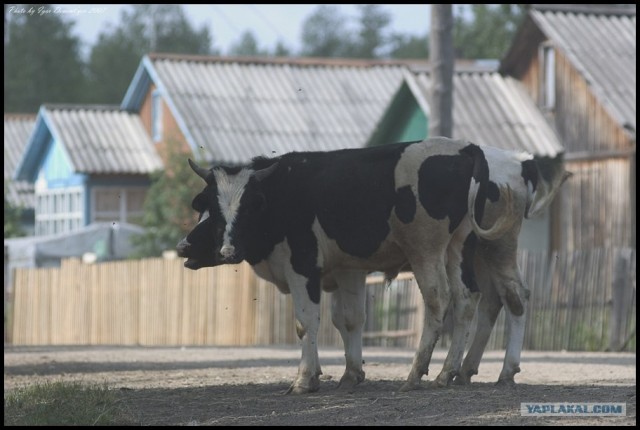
[176,158,277,270]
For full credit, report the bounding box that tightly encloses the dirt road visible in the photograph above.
[4,345,636,425]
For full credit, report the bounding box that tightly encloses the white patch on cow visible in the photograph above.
[212,168,253,251]
[483,145,533,187]
[198,210,210,224]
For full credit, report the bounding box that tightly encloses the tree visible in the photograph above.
[453,4,527,59]
[348,4,392,58]
[388,33,429,59]
[87,5,215,104]
[4,185,25,238]
[228,30,267,57]
[130,142,204,258]
[4,4,86,112]
[300,5,353,58]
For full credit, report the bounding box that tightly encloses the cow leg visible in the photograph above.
[285,274,323,395]
[433,235,481,387]
[497,282,527,385]
[400,257,449,392]
[330,270,367,390]
[455,280,502,385]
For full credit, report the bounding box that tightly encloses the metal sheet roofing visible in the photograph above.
[409,71,565,157]
[503,4,636,138]
[42,105,163,174]
[140,55,408,164]
[4,114,36,208]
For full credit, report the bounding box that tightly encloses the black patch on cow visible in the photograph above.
[395,185,416,224]
[488,181,500,203]
[417,144,488,233]
[460,144,490,225]
[521,159,538,192]
[460,232,479,292]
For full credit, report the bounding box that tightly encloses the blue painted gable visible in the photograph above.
[14,107,87,188]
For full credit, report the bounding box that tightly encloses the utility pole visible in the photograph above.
[429,5,454,138]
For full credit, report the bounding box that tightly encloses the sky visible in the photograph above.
[6,4,432,57]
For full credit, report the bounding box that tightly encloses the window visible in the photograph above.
[152,90,163,142]
[92,187,148,225]
[541,44,556,110]
[35,187,83,236]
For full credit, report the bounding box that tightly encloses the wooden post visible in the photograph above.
[608,250,631,351]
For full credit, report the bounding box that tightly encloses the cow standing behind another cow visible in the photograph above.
[177,137,570,394]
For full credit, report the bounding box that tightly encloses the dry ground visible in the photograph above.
[4,345,636,426]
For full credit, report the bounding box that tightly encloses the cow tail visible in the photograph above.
[464,144,515,241]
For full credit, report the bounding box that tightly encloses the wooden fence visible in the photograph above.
[8,248,636,351]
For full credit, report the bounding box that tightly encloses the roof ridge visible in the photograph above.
[531,4,636,16]
[147,52,419,68]
[4,113,37,120]
[42,103,125,112]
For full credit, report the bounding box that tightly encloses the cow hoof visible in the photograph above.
[495,378,516,387]
[424,379,450,389]
[337,369,365,390]
[452,375,471,386]
[285,376,321,395]
[453,368,476,386]
[399,380,423,392]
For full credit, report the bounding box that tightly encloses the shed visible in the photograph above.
[500,4,636,250]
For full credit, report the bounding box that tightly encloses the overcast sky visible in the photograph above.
[12,4,432,56]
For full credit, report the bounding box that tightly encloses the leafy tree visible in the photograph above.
[87,4,215,104]
[388,33,429,59]
[272,40,291,57]
[228,30,267,56]
[348,4,392,59]
[300,5,353,58]
[130,142,204,258]
[4,185,25,238]
[4,4,86,112]
[453,4,527,59]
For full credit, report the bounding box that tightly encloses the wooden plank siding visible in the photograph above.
[10,250,636,352]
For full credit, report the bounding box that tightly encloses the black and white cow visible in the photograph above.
[176,137,565,393]
[453,153,571,386]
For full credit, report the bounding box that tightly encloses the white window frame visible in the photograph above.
[35,186,84,236]
[152,89,163,142]
[540,43,556,111]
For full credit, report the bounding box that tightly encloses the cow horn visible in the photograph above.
[188,158,210,181]
[253,162,279,182]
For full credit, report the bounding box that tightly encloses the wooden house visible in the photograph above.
[4,114,36,235]
[367,68,566,251]
[13,105,163,236]
[500,4,636,251]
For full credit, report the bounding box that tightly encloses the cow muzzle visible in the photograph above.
[220,245,235,259]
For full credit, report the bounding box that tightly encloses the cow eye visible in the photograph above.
[252,193,266,212]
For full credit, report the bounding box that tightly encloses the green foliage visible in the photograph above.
[86,4,215,104]
[453,4,527,59]
[130,143,204,258]
[4,381,137,426]
[228,30,268,57]
[4,188,25,238]
[4,4,87,112]
[301,5,353,58]
[388,33,429,59]
[349,5,392,58]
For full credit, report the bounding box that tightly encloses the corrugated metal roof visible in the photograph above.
[42,105,163,174]
[409,71,565,157]
[146,55,408,164]
[4,114,36,208]
[502,5,636,138]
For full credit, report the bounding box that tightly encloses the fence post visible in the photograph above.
[608,249,631,351]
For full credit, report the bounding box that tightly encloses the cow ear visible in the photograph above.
[188,158,211,182]
[253,162,279,182]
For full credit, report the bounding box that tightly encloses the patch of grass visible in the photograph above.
[4,380,138,426]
